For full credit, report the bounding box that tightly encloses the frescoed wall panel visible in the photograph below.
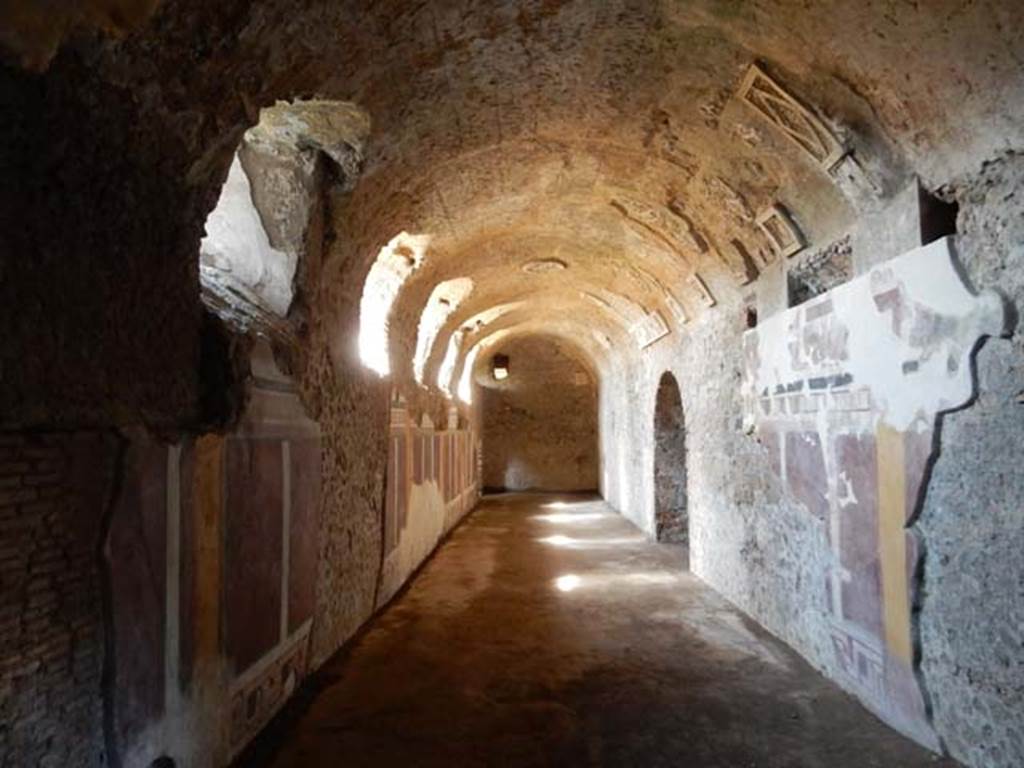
[742,237,1007,749]
[380,396,480,605]
[103,341,324,766]
[225,439,284,675]
[288,438,320,635]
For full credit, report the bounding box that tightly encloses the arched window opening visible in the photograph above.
[358,232,430,376]
[458,341,483,404]
[437,328,466,397]
[413,277,473,385]
[653,371,688,546]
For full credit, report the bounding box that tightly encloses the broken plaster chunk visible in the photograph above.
[246,99,371,184]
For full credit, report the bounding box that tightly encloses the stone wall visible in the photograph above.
[741,235,1005,748]
[601,168,1023,766]
[0,60,206,431]
[0,1,357,433]
[93,343,327,768]
[916,153,1024,767]
[297,289,392,670]
[0,4,1021,768]
[601,304,825,665]
[481,337,599,492]
[0,432,118,767]
[0,333,403,768]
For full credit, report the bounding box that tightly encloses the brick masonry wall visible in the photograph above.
[0,432,117,768]
[481,337,599,492]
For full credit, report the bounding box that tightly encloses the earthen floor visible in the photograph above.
[258,493,952,768]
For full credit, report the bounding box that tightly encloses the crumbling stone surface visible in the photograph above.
[0,0,159,71]
[296,292,390,668]
[246,100,369,190]
[787,236,853,307]
[0,62,205,431]
[480,336,598,493]
[202,100,369,319]
[603,156,1024,766]
[0,1,355,431]
[916,152,1024,768]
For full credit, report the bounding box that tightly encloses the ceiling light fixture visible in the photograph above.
[492,353,510,381]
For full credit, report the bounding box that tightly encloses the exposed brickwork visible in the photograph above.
[787,236,853,307]
[0,433,114,768]
[481,337,598,492]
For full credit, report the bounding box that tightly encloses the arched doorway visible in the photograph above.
[654,372,688,545]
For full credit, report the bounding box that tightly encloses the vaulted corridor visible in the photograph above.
[2,3,1023,767]
[254,494,951,768]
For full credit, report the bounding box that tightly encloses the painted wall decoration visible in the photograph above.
[223,342,321,758]
[227,623,311,754]
[380,397,480,604]
[742,236,1008,749]
[104,341,323,766]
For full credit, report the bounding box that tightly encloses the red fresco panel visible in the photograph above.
[447,434,454,501]
[225,439,283,676]
[442,435,449,500]
[178,440,218,692]
[455,434,460,495]
[289,438,320,634]
[835,433,883,638]
[450,434,457,499]
[397,433,408,536]
[384,437,397,552]
[784,430,828,520]
[413,431,424,485]
[455,433,462,493]
[178,443,197,691]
